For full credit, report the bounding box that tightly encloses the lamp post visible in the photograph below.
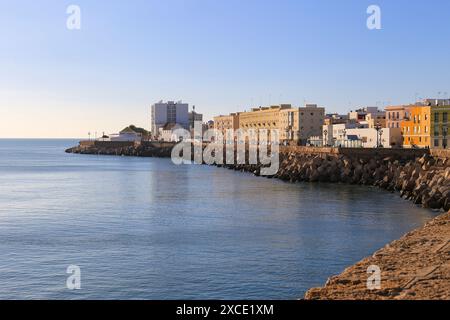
[375,122,384,148]
[323,129,328,147]
[379,129,384,148]
[443,127,448,149]
[342,129,347,148]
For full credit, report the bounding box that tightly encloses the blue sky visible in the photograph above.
[1,0,450,138]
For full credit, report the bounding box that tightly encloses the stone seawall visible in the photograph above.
[66,141,175,158]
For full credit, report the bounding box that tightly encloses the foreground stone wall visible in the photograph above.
[304,211,450,300]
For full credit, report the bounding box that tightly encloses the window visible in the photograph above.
[434,139,439,147]
[444,112,448,123]
[435,113,439,123]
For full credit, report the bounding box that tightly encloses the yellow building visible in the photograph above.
[400,106,431,148]
[239,105,290,131]
[431,104,449,149]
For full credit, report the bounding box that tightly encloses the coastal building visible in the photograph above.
[324,113,349,126]
[322,122,401,148]
[400,105,432,148]
[279,104,325,145]
[213,113,240,136]
[386,105,409,129]
[366,111,386,129]
[236,104,325,145]
[322,123,359,147]
[151,101,189,138]
[344,127,402,148]
[418,98,450,107]
[239,105,289,132]
[158,123,185,142]
[348,107,386,129]
[348,107,379,122]
[431,104,449,149]
[188,107,203,130]
[108,127,142,142]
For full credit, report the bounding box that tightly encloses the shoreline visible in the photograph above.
[304,210,450,300]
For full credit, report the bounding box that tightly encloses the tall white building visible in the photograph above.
[150,101,189,137]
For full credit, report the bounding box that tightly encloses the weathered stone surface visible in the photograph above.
[304,212,450,300]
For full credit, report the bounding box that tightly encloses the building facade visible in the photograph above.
[400,105,431,148]
[431,104,449,149]
[366,112,386,129]
[213,113,240,136]
[345,128,402,148]
[189,110,203,130]
[150,101,189,137]
[279,104,325,145]
[386,105,408,129]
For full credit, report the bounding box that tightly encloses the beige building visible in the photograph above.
[213,113,240,136]
[366,112,386,129]
[385,105,408,129]
[236,103,324,145]
[239,105,290,131]
[279,104,325,144]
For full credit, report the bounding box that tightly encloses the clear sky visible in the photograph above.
[1,0,450,138]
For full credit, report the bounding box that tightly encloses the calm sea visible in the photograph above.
[0,139,437,299]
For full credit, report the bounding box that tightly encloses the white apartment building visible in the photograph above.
[151,100,189,137]
[322,123,402,148]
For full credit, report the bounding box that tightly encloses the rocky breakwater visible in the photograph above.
[65,141,175,158]
[222,147,450,212]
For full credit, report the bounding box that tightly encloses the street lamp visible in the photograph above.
[342,129,347,148]
[375,122,383,148]
[323,129,328,147]
[443,127,448,149]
